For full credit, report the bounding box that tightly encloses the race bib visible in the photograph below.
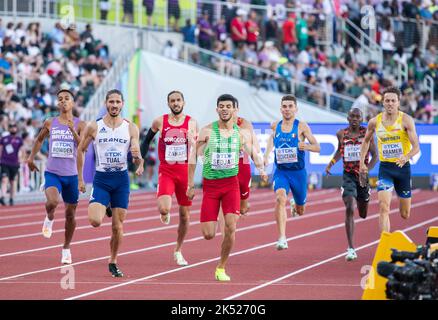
[382,142,403,159]
[5,144,14,155]
[211,152,236,170]
[102,149,125,169]
[51,141,74,158]
[165,144,187,162]
[344,144,361,162]
[275,147,298,164]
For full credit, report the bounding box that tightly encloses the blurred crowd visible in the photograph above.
[0,19,112,192]
[161,0,438,122]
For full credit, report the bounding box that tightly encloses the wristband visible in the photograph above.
[330,159,336,166]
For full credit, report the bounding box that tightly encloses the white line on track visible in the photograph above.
[0,192,428,281]
[61,197,438,300]
[0,189,342,241]
[223,214,438,300]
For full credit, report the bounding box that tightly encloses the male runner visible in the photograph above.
[26,89,86,264]
[325,108,377,261]
[263,95,320,250]
[187,94,267,281]
[360,86,420,233]
[0,122,24,206]
[140,90,198,266]
[217,98,262,235]
[77,89,143,277]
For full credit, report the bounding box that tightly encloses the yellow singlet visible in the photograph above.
[376,111,411,163]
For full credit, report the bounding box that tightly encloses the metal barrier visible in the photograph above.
[144,32,380,118]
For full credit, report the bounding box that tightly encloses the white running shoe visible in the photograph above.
[290,198,298,217]
[174,251,188,266]
[346,248,358,261]
[276,238,288,250]
[61,249,72,264]
[160,213,170,225]
[42,216,54,238]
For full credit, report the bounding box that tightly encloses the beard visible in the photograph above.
[171,107,183,115]
[107,108,120,117]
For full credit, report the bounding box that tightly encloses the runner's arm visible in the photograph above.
[140,117,160,159]
[67,119,82,144]
[187,118,199,171]
[263,122,276,166]
[404,115,420,160]
[367,132,378,171]
[359,118,376,172]
[325,129,343,175]
[241,132,265,176]
[129,122,144,172]
[300,122,320,153]
[26,119,52,172]
[77,121,97,187]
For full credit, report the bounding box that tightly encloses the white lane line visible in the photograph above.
[0,190,341,242]
[223,214,438,300]
[0,193,425,280]
[63,197,438,300]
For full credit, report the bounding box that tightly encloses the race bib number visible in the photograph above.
[5,144,14,155]
[102,149,125,170]
[165,144,187,162]
[275,147,298,164]
[382,142,403,159]
[344,144,361,162]
[51,141,74,158]
[211,152,236,170]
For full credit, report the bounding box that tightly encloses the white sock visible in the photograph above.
[44,216,54,227]
[62,248,71,255]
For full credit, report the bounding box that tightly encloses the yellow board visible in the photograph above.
[427,227,438,243]
[362,231,417,300]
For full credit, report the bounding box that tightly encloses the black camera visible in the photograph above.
[377,246,438,300]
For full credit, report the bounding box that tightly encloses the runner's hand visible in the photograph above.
[186,186,195,200]
[298,142,307,151]
[26,158,39,172]
[259,169,268,183]
[359,172,368,188]
[396,155,409,168]
[66,119,75,132]
[78,179,86,193]
[359,162,368,175]
[135,165,144,176]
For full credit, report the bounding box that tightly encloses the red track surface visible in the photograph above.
[0,188,437,300]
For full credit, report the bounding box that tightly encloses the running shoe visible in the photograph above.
[0,197,5,206]
[276,238,288,250]
[215,268,231,281]
[160,213,170,225]
[42,216,54,238]
[61,249,72,264]
[290,198,298,217]
[105,206,112,218]
[174,251,188,266]
[346,248,358,261]
[9,198,13,206]
[108,263,124,277]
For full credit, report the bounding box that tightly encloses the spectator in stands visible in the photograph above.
[230,9,247,47]
[264,13,279,44]
[198,11,214,50]
[296,11,309,51]
[282,12,297,51]
[380,21,396,65]
[80,24,95,55]
[214,16,228,43]
[143,0,155,27]
[0,121,24,206]
[100,0,110,22]
[122,0,134,24]
[163,40,179,60]
[181,19,196,44]
[222,0,238,34]
[245,10,260,49]
[168,0,181,31]
[402,0,421,48]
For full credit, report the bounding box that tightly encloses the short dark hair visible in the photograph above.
[281,95,297,105]
[217,94,237,108]
[167,90,184,102]
[57,89,75,100]
[105,89,124,101]
[382,86,401,101]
